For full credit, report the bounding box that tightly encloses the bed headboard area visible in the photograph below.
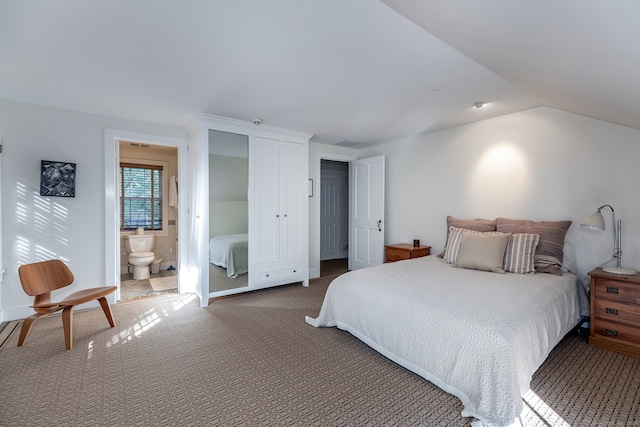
[210,200,248,237]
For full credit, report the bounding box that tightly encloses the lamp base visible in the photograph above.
[603,267,638,275]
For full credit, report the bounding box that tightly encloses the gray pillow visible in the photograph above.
[496,218,572,276]
[438,216,497,258]
[453,231,512,273]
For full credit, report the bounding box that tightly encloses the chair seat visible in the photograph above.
[34,286,117,308]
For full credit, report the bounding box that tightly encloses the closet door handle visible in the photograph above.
[377,220,382,232]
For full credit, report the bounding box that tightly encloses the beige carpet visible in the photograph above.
[320,258,349,277]
[1,276,638,426]
[148,275,178,291]
[0,320,21,349]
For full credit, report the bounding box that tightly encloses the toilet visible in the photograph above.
[124,233,156,280]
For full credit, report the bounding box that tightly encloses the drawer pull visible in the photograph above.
[605,307,619,315]
[605,329,618,337]
[606,287,619,294]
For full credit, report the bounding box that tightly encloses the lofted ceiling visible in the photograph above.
[0,1,637,148]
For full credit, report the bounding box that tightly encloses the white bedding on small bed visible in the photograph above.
[305,255,586,426]
[209,234,248,278]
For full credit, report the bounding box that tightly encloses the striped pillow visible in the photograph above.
[503,233,540,274]
[443,226,467,264]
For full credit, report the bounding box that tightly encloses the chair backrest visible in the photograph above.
[18,259,75,297]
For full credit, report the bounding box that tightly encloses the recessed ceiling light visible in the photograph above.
[474,102,484,109]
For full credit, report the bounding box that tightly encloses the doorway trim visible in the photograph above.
[312,151,357,279]
[104,129,189,301]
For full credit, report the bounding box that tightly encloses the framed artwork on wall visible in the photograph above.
[40,160,76,197]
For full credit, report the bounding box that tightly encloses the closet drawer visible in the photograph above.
[254,263,303,286]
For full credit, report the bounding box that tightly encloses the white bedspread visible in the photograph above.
[209,234,248,278]
[305,256,585,426]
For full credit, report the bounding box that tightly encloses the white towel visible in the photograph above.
[169,175,178,208]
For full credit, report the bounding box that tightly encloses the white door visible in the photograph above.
[349,155,385,270]
[320,176,340,261]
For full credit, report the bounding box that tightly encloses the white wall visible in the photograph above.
[0,98,186,321]
[5,99,639,318]
[359,106,640,284]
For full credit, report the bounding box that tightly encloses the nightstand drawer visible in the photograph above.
[386,249,410,262]
[594,319,640,343]
[594,279,640,304]
[594,299,640,327]
[384,244,431,263]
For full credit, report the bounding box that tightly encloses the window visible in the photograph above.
[119,163,163,231]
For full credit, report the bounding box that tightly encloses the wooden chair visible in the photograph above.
[17,259,117,350]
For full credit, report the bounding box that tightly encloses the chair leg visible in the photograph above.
[98,297,116,328]
[62,306,74,350]
[17,314,41,347]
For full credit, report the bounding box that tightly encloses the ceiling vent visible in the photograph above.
[335,140,361,147]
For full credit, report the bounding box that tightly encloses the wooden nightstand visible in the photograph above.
[588,268,640,359]
[385,243,431,263]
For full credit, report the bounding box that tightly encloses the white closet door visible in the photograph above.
[253,137,280,265]
[279,140,305,262]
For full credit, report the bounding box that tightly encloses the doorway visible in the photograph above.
[319,159,349,277]
[104,129,188,302]
[312,152,357,279]
[118,141,179,300]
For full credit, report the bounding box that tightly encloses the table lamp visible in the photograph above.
[581,204,637,275]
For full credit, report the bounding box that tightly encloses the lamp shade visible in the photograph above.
[581,211,605,231]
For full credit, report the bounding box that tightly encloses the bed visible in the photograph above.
[209,234,248,278]
[306,255,587,426]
